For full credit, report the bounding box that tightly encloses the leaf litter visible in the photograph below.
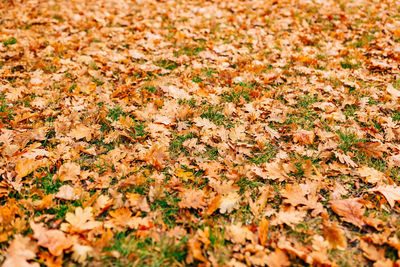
[0,0,400,266]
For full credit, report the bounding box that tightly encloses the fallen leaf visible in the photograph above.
[259,217,269,246]
[179,189,207,209]
[15,158,42,178]
[357,166,386,184]
[2,235,39,267]
[369,185,400,208]
[57,162,81,182]
[330,198,365,228]
[31,222,72,256]
[65,207,102,233]
[323,221,347,250]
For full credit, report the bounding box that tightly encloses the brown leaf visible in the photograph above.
[57,162,80,182]
[55,185,79,201]
[225,223,256,244]
[357,142,387,159]
[178,189,207,210]
[31,222,72,256]
[360,240,385,262]
[330,198,365,228]
[357,166,386,184]
[3,235,39,267]
[369,185,400,208]
[271,208,306,228]
[323,221,347,250]
[145,145,169,170]
[15,158,42,178]
[293,129,315,145]
[205,195,222,216]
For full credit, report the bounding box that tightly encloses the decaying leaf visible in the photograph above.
[330,198,365,228]
[369,185,400,208]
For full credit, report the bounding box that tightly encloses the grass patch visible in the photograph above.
[200,105,232,126]
[3,37,17,46]
[103,233,188,266]
[337,130,363,153]
[155,60,178,70]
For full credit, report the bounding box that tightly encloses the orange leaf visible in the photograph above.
[330,198,365,228]
[205,195,222,216]
[259,217,269,246]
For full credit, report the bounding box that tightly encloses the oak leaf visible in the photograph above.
[179,189,207,210]
[369,185,400,208]
[357,166,386,184]
[322,221,347,250]
[55,185,79,201]
[360,240,385,262]
[356,142,387,159]
[219,192,240,214]
[225,223,255,244]
[71,244,93,264]
[293,129,315,145]
[145,145,169,170]
[330,198,365,228]
[271,209,306,228]
[259,217,269,246]
[68,125,92,141]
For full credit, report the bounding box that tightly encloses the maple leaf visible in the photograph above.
[369,185,400,208]
[2,235,39,267]
[330,198,365,228]
[30,222,72,256]
[65,207,101,233]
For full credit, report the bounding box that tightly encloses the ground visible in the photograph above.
[0,0,400,266]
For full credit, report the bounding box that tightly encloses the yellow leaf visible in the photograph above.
[175,168,195,181]
[15,158,40,178]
